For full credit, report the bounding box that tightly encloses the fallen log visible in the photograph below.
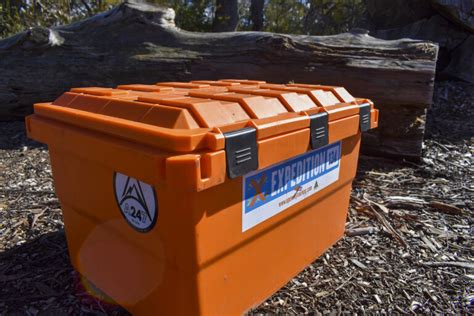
[0,1,438,159]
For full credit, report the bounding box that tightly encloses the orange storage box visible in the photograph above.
[26,79,378,315]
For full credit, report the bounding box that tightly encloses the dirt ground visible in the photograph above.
[0,81,472,315]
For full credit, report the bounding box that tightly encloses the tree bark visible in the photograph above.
[250,0,264,31]
[0,2,438,159]
[212,0,238,32]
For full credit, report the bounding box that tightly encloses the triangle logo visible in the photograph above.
[114,172,157,232]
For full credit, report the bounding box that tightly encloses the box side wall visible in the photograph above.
[192,134,361,315]
[48,148,203,315]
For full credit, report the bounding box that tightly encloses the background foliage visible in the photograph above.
[0,0,369,39]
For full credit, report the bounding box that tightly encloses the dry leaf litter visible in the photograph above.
[0,81,472,314]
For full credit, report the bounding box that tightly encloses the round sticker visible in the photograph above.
[114,172,157,232]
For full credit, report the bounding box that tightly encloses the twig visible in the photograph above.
[11,218,27,229]
[29,207,47,230]
[420,261,474,269]
[385,196,464,215]
[384,196,425,209]
[0,293,64,303]
[10,192,23,205]
[335,274,355,291]
[352,196,409,248]
[364,196,390,214]
[428,201,464,215]
[0,272,30,282]
[346,226,378,237]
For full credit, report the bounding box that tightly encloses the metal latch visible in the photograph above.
[359,103,371,132]
[223,127,258,179]
[309,112,329,149]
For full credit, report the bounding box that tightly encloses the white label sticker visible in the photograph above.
[114,173,157,232]
[242,141,341,232]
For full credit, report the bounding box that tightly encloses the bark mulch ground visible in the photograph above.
[0,81,472,315]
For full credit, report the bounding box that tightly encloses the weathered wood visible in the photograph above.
[0,1,438,159]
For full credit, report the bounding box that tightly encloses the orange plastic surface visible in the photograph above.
[26,79,378,315]
[27,80,379,190]
[188,90,288,119]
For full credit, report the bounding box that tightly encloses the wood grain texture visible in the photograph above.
[0,1,438,158]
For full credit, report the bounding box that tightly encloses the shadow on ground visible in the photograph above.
[0,121,44,150]
[0,230,129,315]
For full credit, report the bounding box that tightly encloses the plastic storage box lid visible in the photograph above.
[27,79,378,189]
